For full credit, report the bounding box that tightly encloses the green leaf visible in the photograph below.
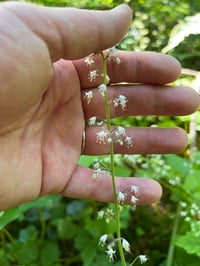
[19,225,38,243]
[78,155,96,167]
[176,231,200,257]
[66,200,89,219]
[53,217,77,240]
[74,229,91,250]
[80,240,97,266]
[162,13,200,53]
[0,195,61,229]
[183,169,200,196]
[164,154,189,176]
[0,249,10,266]
[40,242,60,266]
[11,241,39,264]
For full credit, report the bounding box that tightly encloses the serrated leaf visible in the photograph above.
[176,231,200,257]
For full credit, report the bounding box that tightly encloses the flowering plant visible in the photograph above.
[84,48,147,265]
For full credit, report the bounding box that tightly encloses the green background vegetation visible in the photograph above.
[0,0,200,265]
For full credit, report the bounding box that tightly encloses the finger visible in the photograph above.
[82,84,200,120]
[3,2,132,61]
[62,166,162,205]
[74,51,182,87]
[83,127,187,155]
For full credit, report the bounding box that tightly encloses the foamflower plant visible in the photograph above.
[84,48,147,265]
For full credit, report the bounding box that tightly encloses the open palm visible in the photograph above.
[0,2,199,210]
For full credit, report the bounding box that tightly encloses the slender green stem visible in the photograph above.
[166,203,181,266]
[1,227,14,243]
[101,53,126,266]
[129,256,139,266]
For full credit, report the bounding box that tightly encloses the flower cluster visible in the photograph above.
[92,161,110,179]
[97,208,114,223]
[113,95,128,110]
[117,185,139,206]
[83,48,147,265]
[95,126,133,149]
[99,234,131,262]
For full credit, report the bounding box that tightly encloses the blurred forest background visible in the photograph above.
[0,0,200,265]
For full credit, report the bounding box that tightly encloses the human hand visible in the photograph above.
[0,2,199,210]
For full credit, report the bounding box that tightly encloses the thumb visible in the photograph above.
[3,2,132,61]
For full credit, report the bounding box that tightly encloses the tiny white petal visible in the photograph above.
[122,238,131,252]
[84,56,95,66]
[96,130,108,144]
[98,83,107,97]
[88,70,98,82]
[84,91,93,104]
[131,195,138,204]
[125,136,133,148]
[118,192,126,203]
[106,248,116,262]
[117,126,126,136]
[93,162,100,169]
[107,137,113,143]
[99,234,108,246]
[92,168,102,178]
[139,255,148,264]
[115,57,121,64]
[97,210,104,219]
[131,185,139,194]
[105,74,110,84]
[88,116,97,126]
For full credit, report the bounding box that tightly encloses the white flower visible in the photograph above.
[116,139,124,146]
[88,70,98,82]
[84,55,95,66]
[93,161,100,169]
[118,192,126,204]
[125,136,133,148]
[139,255,148,264]
[131,185,139,195]
[108,46,117,58]
[122,238,130,252]
[107,137,113,143]
[84,90,93,104]
[113,95,128,110]
[92,168,102,178]
[105,209,114,223]
[117,126,126,136]
[106,248,116,262]
[98,83,107,97]
[108,47,121,64]
[131,195,138,205]
[115,57,121,64]
[99,234,108,246]
[105,74,110,84]
[97,210,104,219]
[96,130,108,144]
[88,116,96,126]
